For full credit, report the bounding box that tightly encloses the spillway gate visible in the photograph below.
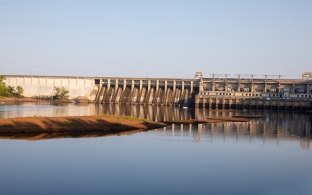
[94,78,199,107]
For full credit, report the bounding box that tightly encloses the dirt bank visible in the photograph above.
[0,115,167,140]
[0,97,50,104]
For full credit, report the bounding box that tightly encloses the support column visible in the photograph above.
[202,97,206,109]
[237,75,241,92]
[164,80,168,92]
[95,79,103,103]
[131,80,134,91]
[212,81,215,91]
[147,80,151,92]
[190,81,194,94]
[173,80,176,91]
[99,79,103,88]
[251,82,254,92]
[182,80,185,94]
[115,79,118,91]
[156,80,159,92]
[224,80,228,92]
[250,75,254,92]
[107,79,111,90]
[139,80,143,91]
[123,79,126,90]
[291,84,295,93]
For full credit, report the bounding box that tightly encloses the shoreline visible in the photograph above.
[0,97,53,104]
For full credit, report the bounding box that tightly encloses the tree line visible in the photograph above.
[0,76,24,97]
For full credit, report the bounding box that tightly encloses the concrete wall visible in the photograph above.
[4,75,97,99]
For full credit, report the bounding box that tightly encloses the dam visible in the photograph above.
[3,73,312,111]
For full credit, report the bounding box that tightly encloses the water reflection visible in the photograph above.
[0,103,99,118]
[99,105,312,149]
[95,104,193,121]
[0,103,311,149]
[156,121,311,149]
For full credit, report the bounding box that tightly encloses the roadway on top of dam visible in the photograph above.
[3,74,197,81]
[3,74,312,86]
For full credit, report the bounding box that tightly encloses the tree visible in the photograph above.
[0,76,24,97]
[16,86,24,97]
[0,76,5,83]
[53,87,69,100]
[6,86,15,97]
[0,76,7,96]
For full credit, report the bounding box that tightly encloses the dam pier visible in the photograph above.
[3,73,312,111]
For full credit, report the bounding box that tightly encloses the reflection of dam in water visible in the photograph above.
[95,104,194,122]
[156,122,311,149]
[0,103,310,149]
[96,104,312,149]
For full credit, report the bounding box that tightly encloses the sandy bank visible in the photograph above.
[0,115,166,140]
[0,97,50,104]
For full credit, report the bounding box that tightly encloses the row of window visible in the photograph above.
[206,92,263,97]
[297,94,312,98]
[201,92,312,99]
[242,93,262,97]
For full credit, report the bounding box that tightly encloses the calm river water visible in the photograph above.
[0,103,311,195]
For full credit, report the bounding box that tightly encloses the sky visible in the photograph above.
[0,0,311,78]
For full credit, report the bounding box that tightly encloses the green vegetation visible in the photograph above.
[0,76,24,97]
[53,87,69,101]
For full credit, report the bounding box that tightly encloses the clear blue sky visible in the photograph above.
[0,0,311,78]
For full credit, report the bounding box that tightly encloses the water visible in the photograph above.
[0,103,311,195]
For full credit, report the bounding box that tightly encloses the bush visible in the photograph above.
[0,76,24,97]
[53,87,69,100]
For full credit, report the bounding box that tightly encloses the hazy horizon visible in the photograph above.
[0,0,311,78]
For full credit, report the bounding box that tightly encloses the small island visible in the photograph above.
[0,115,167,140]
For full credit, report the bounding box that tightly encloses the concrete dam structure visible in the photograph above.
[3,74,312,111]
[4,75,97,99]
[94,78,198,106]
[197,75,312,111]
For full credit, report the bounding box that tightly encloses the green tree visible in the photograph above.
[0,76,5,83]
[6,86,15,96]
[16,86,24,97]
[0,76,23,97]
[0,76,7,96]
[53,87,69,100]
